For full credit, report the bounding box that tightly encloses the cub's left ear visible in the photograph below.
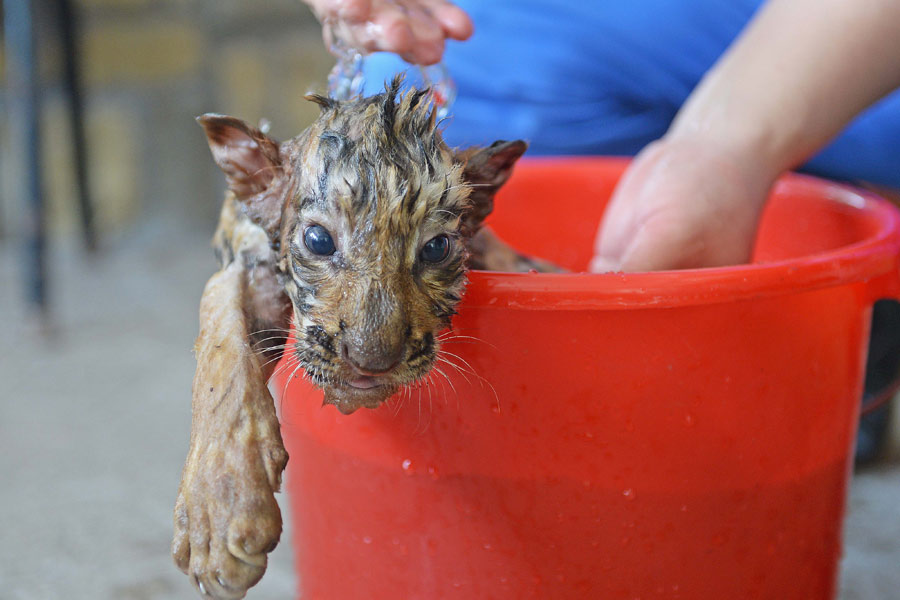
[197,114,282,200]
[456,140,527,237]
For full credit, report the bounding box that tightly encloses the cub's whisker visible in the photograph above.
[249,327,294,338]
[437,349,478,376]
[432,365,458,408]
[251,334,293,348]
[279,360,305,400]
[426,383,433,429]
[392,387,408,417]
[417,384,434,435]
[259,351,290,371]
[415,385,423,433]
[426,373,435,411]
[268,356,300,387]
[436,356,472,386]
[436,352,500,413]
[436,332,496,349]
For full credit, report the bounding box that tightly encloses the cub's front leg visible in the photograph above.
[174,114,293,598]
[172,215,291,599]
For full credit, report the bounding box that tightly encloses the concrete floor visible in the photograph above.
[1,230,898,599]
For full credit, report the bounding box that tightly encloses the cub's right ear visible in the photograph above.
[197,114,282,200]
[456,140,528,237]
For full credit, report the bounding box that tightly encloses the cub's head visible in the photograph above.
[199,79,525,413]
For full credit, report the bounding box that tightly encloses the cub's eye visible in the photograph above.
[420,235,451,264]
[304,225,336,256]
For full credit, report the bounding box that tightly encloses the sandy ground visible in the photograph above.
[0,230,898,599]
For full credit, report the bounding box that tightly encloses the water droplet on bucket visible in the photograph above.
[401,459,414,474]
[623,488,636,500]
[684,413,696,427]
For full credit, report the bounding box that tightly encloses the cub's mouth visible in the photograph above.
[290,325,439,414]
[347,375,386,390]
[323,378,401,414]
[311,352,413,414]
[318,348,439,414]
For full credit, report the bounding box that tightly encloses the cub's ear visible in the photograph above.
[456,140,527,237]
[197,114,282,200]
[198,114,286,240]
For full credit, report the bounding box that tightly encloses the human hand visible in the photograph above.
[590,136,777,273]
[590,0,900,274]
[304,0,473,65]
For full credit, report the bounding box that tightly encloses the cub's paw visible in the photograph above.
[172,421,288,599]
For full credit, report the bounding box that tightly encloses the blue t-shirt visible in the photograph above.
[362,0,900,188]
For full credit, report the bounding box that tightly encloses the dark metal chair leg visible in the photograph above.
[5,0,48,314]
[56,0,97,252]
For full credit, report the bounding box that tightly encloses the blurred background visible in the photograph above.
[0,0,332,240]
[0,1,898,598]
[0,0,331,597]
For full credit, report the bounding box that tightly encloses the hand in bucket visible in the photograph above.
[592,0,900,273]
[590,135,774,273]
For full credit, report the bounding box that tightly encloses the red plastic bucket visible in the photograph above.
[274,158,900,599]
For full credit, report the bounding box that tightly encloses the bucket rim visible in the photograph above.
[464,159,900,310]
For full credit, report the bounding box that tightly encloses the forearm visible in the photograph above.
[669,0,900,175]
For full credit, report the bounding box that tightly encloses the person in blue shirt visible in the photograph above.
[302,0,900,460]
[304,0,900,270]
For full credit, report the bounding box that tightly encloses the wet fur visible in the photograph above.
[173,79,556,599]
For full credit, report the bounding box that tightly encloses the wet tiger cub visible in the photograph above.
[173,79,557,599]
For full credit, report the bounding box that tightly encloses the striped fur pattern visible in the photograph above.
[200,78,526,414]
[174,80,531,599]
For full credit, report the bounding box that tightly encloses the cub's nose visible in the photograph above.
[342,342,403,376]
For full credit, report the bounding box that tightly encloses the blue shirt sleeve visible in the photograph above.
[362,0,900,189]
